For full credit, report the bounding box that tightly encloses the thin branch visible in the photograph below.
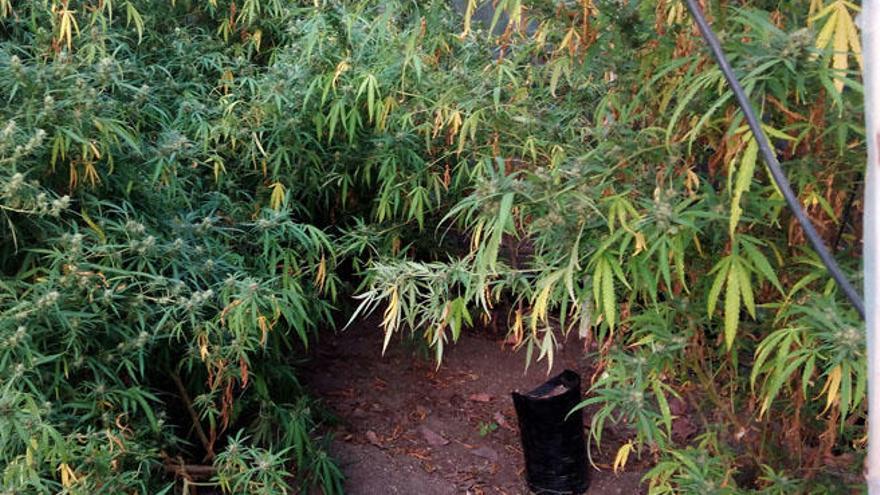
[164,463,217,478]
[170,370,215,461]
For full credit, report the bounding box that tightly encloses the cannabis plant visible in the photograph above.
[1,1,343,493]
[348,0,869,491]
[0,0,872,493]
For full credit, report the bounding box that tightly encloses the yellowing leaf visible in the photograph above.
[58,462,78,487]
[432,108,445,138]
[258,315,271,346]
[613,441,634,474]
[252,29,262,50]
[83,161,100,187]
[820,365,842,413]
[332,60,351,89]
[556,27,580,55]
[511,309,524,346]
[815,10,838,49]
[81,208,106,243]
[724,262,741,350]
[252,132,268,157]
[54,5,80,51]
[269,182,285,209]
[459,0,477,38]
[665,0,685,26]
[729,136,757,239]
[601,258,616,331]
[381,286,400,353]
[448,110,462,138]
[537,329,556,373]
[811,1,862,93]
[633,231,647,255]
[531,270,564,331]
[315,255,327,293]
[211,157,227,183]
[198,333,209,361]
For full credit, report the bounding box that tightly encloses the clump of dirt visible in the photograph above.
[301,322,647,494]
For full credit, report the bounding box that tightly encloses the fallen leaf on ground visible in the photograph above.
[365,430,382,447]
[407,450,432,461]
[493,411,513,430]
[326,388,356,398]
[410,404,429,421]
[468,393,492,403]
[389,424,403,440]
[418,426,450,447]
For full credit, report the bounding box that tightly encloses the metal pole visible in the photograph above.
[859,1,880,490]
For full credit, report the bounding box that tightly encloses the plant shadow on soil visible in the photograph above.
[301,320,647,495]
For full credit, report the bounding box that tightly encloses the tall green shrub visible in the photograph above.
[1,1,343,493]
[0,0,870,493]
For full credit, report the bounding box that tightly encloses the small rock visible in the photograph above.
[418,426,449,447]
[468,393,492,403]
[470,446,498,461]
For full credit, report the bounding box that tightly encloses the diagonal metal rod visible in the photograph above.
[684,0,866,319]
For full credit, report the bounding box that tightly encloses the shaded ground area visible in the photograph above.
[302,323,646,494]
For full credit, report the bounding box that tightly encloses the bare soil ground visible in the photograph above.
[301,322,647,495]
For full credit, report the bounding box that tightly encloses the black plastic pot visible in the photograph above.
[512,369,589,494]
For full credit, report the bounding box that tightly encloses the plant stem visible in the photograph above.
[170,370,215,461]
[688,353,742,432]
[164,463,217,478]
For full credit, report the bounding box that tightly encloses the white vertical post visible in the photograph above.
[862,2,880,492]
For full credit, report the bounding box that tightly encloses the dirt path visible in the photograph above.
[302,322,646,494]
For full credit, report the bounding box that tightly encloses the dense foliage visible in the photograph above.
[0,0,869,493]
[0,1,346,493]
